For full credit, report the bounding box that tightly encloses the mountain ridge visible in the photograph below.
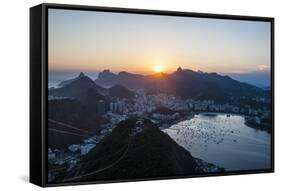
[58,72,86,87]
[95,68,265,102]
[49,75,107,98]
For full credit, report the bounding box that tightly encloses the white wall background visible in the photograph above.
[0,0,279,190]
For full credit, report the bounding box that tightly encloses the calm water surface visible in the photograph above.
[163,113,271,171]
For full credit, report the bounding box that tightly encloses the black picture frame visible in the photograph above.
[30,3,275,187]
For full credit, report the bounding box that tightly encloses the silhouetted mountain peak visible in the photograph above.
[49,74,106,98]
[118,71,132,76]
[58,72,86,87]
[174,67,195,75]
[62,118,196,181]
[72,76,96,86]
[95,70,118,88]
[78,72,85,77]
[97,70,116,78]
[177,66,183,72]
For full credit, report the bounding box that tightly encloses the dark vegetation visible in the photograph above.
[48,99,108,149]
[153,106,175,115]
[109,84,135,99]
[245,116,272,133]
[52,118,197,183]
[48,74,136,149]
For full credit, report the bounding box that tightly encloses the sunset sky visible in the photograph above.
[48,8,271,75]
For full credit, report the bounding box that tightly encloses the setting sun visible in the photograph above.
[153,64,165,73]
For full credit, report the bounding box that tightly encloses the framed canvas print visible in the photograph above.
[30,3,274,187]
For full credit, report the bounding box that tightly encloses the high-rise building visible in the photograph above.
[97,100,106,115]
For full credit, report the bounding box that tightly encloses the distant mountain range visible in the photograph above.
[49,73,134,99]
[95,67,265,102]
[49,67,266,103]
[222,71,271,88]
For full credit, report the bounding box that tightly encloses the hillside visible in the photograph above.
[58,72,86,87]
[53,118,197,182]
[95,68,265,102]
[48,98,108,149]
[109,85,135,99]
[49,75,107,98]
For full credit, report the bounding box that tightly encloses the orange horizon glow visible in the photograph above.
[48,9,271,75]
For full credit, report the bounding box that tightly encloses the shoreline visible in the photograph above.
[159,112,226,173]
[244,118,271,133]
[158,112,195,130]
[194,158,225,173]
[159,111,272,134]
[160,111,270,173]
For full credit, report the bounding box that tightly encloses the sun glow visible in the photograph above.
[153,64,165,73]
